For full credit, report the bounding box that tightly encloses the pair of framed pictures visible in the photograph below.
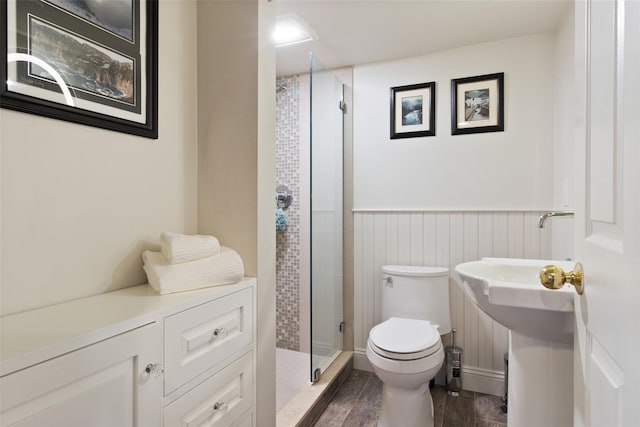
[390,72,504,139]
[1,0,158,139]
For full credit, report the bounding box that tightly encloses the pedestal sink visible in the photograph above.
[455,257,575,342]
[455,258,575,427]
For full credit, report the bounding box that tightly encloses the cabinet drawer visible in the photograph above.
[163,351,253,427]
[164,288,253,394]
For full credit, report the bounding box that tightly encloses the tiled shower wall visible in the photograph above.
[276,75,301,351]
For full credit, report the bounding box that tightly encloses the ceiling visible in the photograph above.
[275,0,572,77]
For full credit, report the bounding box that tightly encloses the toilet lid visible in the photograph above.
[369,317,440,360]
[382,265,448,277]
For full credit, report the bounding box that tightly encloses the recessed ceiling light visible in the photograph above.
[274,14,317,47]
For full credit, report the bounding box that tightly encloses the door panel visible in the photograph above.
[574,0,640,425]
[588,0,617,225]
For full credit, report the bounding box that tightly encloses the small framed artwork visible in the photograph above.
[1,0,159,139]
[390,82,436,139]
[451,72,504,135]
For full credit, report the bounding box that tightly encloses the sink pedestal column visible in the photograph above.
[508,330,573,427]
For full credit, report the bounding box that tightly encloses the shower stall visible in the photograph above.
[275,55,345,412]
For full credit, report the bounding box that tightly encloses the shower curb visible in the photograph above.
[276,351,354,427]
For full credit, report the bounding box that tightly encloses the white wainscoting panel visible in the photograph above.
[353,211,552,394]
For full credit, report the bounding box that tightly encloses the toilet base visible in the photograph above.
[378,382,435,427]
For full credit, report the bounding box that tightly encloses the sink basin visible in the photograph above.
[455,257,575,342]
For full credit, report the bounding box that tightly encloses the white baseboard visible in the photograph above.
[354,349,504,397]
[353,349,372,372]
[461,366,505,397]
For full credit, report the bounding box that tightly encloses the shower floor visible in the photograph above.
[276,348,310,413]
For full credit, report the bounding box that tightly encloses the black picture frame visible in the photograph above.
[390,82,436,139]
[451,72,504,135]
[1,0,158,139]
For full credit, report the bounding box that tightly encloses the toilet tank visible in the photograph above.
[381,265,452,334]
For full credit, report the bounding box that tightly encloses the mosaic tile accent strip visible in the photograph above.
[276,75,301,351]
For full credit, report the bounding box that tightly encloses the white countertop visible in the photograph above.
[0,278,256,376]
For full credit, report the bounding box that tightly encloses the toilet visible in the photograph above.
[366,265,451,427]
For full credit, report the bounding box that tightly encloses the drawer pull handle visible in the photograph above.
[213,328,228,339]
[213,402,228,412]
[144,363,164,377]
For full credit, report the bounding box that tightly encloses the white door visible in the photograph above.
[573,0,640,425]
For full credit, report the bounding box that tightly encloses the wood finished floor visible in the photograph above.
[313,370,507,427]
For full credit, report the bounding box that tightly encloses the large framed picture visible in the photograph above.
[451,72,504,135]
[1,0,158,139]
[390,82,436,139]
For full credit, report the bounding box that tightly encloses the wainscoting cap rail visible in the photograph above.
[352,208,561,213]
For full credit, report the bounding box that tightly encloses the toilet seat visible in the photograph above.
[369,317,441,360]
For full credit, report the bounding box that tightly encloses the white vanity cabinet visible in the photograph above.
[0,278,256,427]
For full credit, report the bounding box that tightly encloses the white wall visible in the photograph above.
[197,0,260,275]
[196,0,276,423]
[353,34,555,210]
[257,2,277,421]
[551,4,576,260]
[0,0,198,316]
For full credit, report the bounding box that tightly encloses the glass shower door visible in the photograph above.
[309,54,344,381]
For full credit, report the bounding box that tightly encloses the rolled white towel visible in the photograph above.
[160,232,221,264]
[143,247,244,295]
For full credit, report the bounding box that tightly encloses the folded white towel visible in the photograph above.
[143,246,244,295]
[160,232,221,264]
